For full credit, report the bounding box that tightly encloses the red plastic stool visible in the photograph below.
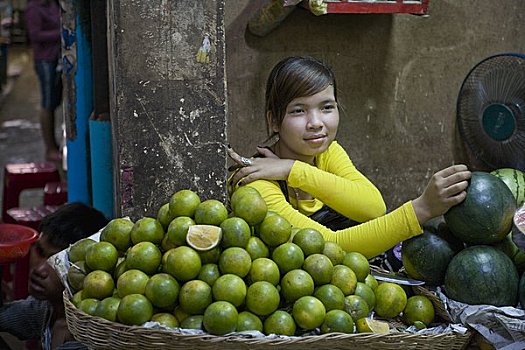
[2,162,60,223]
[2,205,59,301]
[44,181,68,205]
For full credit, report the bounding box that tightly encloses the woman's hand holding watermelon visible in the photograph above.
[412,164,471,225]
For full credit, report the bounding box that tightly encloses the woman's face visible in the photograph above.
[28,234,64,302]
[273,85,339,164]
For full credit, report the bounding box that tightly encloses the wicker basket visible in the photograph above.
[64,291,472,350]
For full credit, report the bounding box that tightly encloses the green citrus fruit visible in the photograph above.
[67,260,88,292]
[292,296,326,330]
[117,294,153,325]
[355,317,390,333]
[82,270,115,300]
[198,263,221,286]
[125,241,162,275]
[258,214,292,247]
[313,284,345,311]
[271,242,304,275]
[246,281,280,316]
[194,199,228,226]
[78,298,99,315]
[151,312,179,328]
[374,282,407,319]
[323,241,346,266]
[292,228,325,256]
[169,189,201,218]
[100,218,134,252]
[344,295,369,321]
[130,217,164,245]
[94,296,120,322]
[220,217,251,248]
[72,290,84,307]
[302,253,334,285]
[245,236,270,260]
[218,247,252,278]
[237,311,263,332]
[178,279,212,315]
[230,187,267,226]
[203,301,238,335]
[186,224,222,251]
[157,203,176,230]
[164,246,202,282]
[166,216,195,247]
[364,274,379,291]
[354,282,376,311]
[330,265,357,295]
[173,305,190,324]
[263,310,296,336]
[343,252,370,282]
[248,258,280,285]
[198,246,222,264]
[280,269,315,303]
[403,295,435,326]
[180,315,204,330]
[69,238,97,263]
[321,309,355,334]
[144,273,180,309]
[85,241,119,272]
[116,269,149,297]
[212,274,247,307]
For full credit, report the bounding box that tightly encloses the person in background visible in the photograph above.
[0,0,12,92]
[228,56,471,270]
[0,202,109,350]
[25,0,63,162]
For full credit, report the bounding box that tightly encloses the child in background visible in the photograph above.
[0,203,108,350]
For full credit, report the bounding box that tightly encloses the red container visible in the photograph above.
[0,224,39,264]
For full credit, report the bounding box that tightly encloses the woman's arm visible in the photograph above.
[248,164,470,259]
[250,179,419,258]
[288,142,386,222]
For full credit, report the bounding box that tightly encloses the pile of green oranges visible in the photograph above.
[67,187,435,336]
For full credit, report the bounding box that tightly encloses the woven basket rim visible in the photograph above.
[63,291,473,350]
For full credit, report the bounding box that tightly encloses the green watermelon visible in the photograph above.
[444,245,519,307]
[491,168,525,207]
[444,172,516,245]
[401,229,458,286]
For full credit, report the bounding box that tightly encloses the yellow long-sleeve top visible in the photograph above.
[247,141,423,258]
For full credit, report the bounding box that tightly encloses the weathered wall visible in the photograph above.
[225,0,525,209]
[108,1,226,219]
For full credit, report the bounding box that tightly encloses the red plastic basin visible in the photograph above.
[0,224,39,264]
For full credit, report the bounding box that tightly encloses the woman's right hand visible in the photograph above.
[227,146,294,187]
[412,164,471,225]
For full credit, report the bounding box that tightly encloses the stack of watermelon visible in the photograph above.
[402,168,525,308]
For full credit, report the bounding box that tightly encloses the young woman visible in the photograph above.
[228,56,471,262]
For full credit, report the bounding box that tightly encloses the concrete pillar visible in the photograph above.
[107,1,227,220]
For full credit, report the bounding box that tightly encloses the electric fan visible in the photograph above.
[456,53,525,172]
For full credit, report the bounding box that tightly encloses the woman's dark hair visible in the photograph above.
[39,202,109,249]
[265,56,337,137]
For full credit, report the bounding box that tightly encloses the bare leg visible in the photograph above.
[40,107,61,161]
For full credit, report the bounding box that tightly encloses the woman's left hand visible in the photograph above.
[227,146,294,187]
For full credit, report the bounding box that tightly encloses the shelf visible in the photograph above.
[302,0,430,15]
